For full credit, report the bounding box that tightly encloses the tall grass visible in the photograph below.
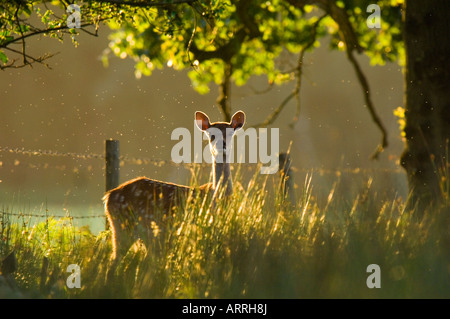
[1,167,449,298]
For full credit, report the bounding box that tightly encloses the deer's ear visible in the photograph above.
[231,111,246,131]
[195,111,211,131]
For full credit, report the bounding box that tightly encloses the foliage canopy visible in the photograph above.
[0,0,404,155]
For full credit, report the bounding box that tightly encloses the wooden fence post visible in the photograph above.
[105,139,120,192]
[105,139,120,229]
[279,152,296,206]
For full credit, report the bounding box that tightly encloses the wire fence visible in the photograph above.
[0,145,177,167]
[0,146,104,161]
[0,211,105,219]
[0,145,404,172]
[0,142,204,221]
[0,142,406,221]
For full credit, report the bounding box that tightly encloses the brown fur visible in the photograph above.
[103,177,211,259]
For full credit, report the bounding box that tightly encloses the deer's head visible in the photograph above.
[195,110,246,162]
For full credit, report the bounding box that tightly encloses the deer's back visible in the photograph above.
[104,177,193,217]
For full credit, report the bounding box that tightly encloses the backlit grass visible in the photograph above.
[1,168,449,298]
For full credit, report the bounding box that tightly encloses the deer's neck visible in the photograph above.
[212,156,232,196]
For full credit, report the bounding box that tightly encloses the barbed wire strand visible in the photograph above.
[0,145,210,168]
[0,145,404,222]
[0,146,104,160]
[0,145,405,173]
[1,211,105,219]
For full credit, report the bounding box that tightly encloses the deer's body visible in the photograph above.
[103,177,210,259]
[103,111,245,259]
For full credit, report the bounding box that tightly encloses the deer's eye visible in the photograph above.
[210,135,216,142]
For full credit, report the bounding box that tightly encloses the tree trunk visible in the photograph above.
[401,0,450,211]
[217,61,232,121]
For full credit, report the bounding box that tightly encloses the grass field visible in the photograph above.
[0,168,449,299]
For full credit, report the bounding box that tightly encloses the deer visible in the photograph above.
[103,110,246,259]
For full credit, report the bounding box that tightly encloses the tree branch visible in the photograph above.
[0,20,108,49]
[282,0,386,159]
[96,0,197,8]
[217,60,232,121]
[346,48,388,159]
[13,6,27,66]
[252,91,296,128]
[187,28,249,63]
[2,46,58,69]
[286,0,363,53]
[0,16,108,69]
[290,14,326,128]
[251,15,325,128]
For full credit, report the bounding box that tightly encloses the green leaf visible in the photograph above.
[0,50,8,64]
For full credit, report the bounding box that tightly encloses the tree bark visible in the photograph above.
[217,61,232,121]
[401,0,450,211]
